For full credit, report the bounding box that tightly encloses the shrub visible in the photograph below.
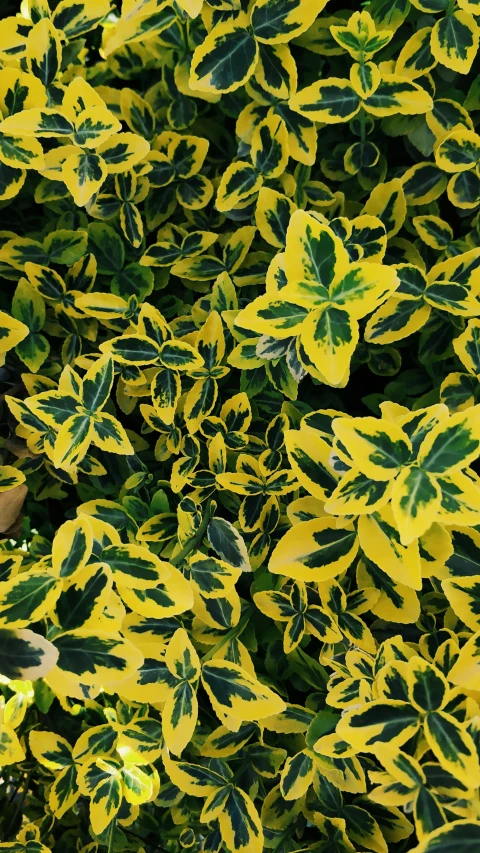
[1,1,480,852]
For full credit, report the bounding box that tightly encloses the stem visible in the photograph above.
[107,819,116,853]
[170,500,213,566]
[179,19,190,54]
[271,825,293,853]
[6,777,18,805]
[202,604,254,662]
[360,108,366,144]
[4,767,34,839]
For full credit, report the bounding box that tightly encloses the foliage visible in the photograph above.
[1,1,480,852]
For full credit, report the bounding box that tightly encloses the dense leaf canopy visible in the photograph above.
[1,1,480,853]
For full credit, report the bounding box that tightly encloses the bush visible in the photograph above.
[1,0,480,851]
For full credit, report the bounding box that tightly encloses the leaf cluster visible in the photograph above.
[1,2,480,853]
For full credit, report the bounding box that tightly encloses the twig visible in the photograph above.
[170,500,213,566]
[3,767,34,839]
[201,604,254,662]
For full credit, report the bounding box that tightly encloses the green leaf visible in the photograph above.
[56,563,111,631]
[290,78,361,123]
[431,11,479,74]
[62,149,107,207]
[407,657,447,712]
[207,517,251,572]
[190,15,258,94]
[0,627,59,680]
[0,108,74,137]
[279,750,315,800]
[52,630,143,686]
[52,0,111,38]
[103,543,169,589]
[202,660,285,721]
[269,518,358,582]
[305,709,341,748]
[88,222,125,274]
[411,821,480,853]
[26,18,61,88]
[0,571,61,628]
[44,229,88,265]
[337,700,420,750]
[251,0,322,43]
[423,711,480,788]
[100,334,161,365]
[418,408,480,474]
